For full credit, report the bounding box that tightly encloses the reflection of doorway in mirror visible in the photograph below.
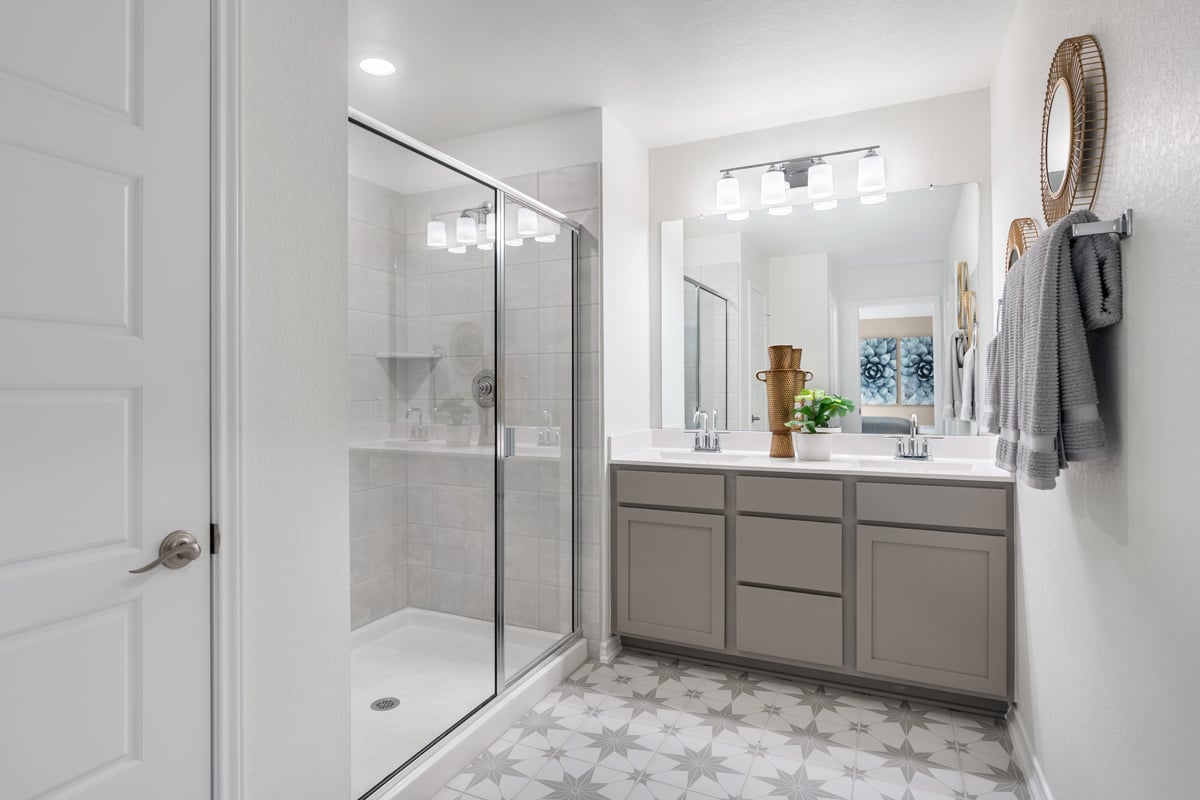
[748,284,768,431]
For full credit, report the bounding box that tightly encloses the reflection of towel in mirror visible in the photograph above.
[944,329,966,419]
[959,345,976,422]
[993,210,1121,489]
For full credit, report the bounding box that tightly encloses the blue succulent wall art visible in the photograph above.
[859,337,897,405]
[901,336,935,405]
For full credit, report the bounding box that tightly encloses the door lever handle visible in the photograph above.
[129,530,202,574]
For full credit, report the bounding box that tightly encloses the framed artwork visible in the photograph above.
[901,336,935,405]
[859,337,897,405]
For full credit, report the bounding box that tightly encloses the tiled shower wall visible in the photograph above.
[346,163,603,648]
[348,177,409,628]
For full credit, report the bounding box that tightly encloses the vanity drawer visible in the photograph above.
[616,469,724,510]
[736,475,842,518]
[736,585,842,667]
[736,516,841,593]
[857,482,1008,531]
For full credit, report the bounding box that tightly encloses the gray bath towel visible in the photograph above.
[993,210,1121,489]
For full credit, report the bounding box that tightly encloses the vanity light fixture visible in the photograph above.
[478,242,494,251]
[535,234,557,243]
[713,145,880,212]
[768,205,793,216]
[485,212,496,241]
[455,214,478,245]
[857,149,886,193]
[813,199,838,211]
[516,207,538,236]
[716,171,741,211]
[860,193,887,205]
[760,165,787,206]
[807,159,833,200]
[726,210,750,221]
[426,218,447,247]
[505,237,524,247]
[447,245,467,254]
[359,57,397,76]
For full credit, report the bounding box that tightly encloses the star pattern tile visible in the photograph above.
[436,649,1029,800]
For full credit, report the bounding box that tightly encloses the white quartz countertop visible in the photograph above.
[608,430,1013,483]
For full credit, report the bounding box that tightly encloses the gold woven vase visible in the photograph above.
[756,368,797,458]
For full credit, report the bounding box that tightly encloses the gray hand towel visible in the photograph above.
[994,210,1114,489]
[959,344,977,422]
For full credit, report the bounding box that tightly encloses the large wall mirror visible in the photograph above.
[661,183,989,435]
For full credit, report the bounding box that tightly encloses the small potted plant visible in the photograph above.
[786,389,855,461]
[435,397,473,446]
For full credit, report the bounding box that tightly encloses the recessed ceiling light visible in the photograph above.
[359,57,396,77]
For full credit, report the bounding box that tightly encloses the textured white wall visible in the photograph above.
[768,253,830,386]
[239,0,350,796]
[990,2,1200,796]
[649,90,992,425]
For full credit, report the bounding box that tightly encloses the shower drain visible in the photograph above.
[370,697,400,711]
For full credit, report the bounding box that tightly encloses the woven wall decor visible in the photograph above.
[1040,35,1108,225]
[1005,217,1040,272]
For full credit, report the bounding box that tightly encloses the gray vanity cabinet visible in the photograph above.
[615,506,726,649]
[856,525,1007,697]
[611,464,1013,709]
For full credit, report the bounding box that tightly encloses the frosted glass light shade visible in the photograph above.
[813,198,838,211]
[447,245,467,254]
[478,242,494,251]
[857,150,885,193]
[505,237,524,247]
[807,160,833,200]
[456,215,478,245]
[516,207,538,236]
[535,234,557,243]
[768,204,793,216]
[726,210,749,221]
[716,172,740,211]
[485,212,496,241]
[760,167,787,206]
[860,193,887,205]
[426,219,447,248]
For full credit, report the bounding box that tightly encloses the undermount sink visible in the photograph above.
[656,450,745,462]
[851,458,976,473]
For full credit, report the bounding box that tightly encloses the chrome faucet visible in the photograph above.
[538,409,560,447]
[888,413,942,459]
[692,409,721,453]
[405,407,429,442]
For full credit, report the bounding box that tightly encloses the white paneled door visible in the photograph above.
[0,2,212,799]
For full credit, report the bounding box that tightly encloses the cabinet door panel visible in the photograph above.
[856,525,1007,696]
[616,507,725,649]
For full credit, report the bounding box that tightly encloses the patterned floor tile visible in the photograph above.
[433,651,1027,800]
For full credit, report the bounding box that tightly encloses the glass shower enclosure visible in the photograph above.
[346,111,580,799]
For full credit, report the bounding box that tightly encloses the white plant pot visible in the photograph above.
[445,424,471,446]
[792,430,834,461]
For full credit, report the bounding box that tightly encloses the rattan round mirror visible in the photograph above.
[1005,217,1040,272]
[1040,35,1107,224]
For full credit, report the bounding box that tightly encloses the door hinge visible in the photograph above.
[210,522,221,555]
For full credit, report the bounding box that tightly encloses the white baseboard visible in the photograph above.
[377,638,587,800]
[597,635,622,662]
[1008,708,1055,800]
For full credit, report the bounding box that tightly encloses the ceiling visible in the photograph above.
[349,0,1016,148]
[683,183,969,269]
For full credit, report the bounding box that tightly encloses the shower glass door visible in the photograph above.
[347,121,498,799]
[347,115,580,799]
[500,198,576,682]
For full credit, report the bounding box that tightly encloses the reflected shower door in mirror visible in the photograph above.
[682,277,729,430]
[660,182,989,434]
